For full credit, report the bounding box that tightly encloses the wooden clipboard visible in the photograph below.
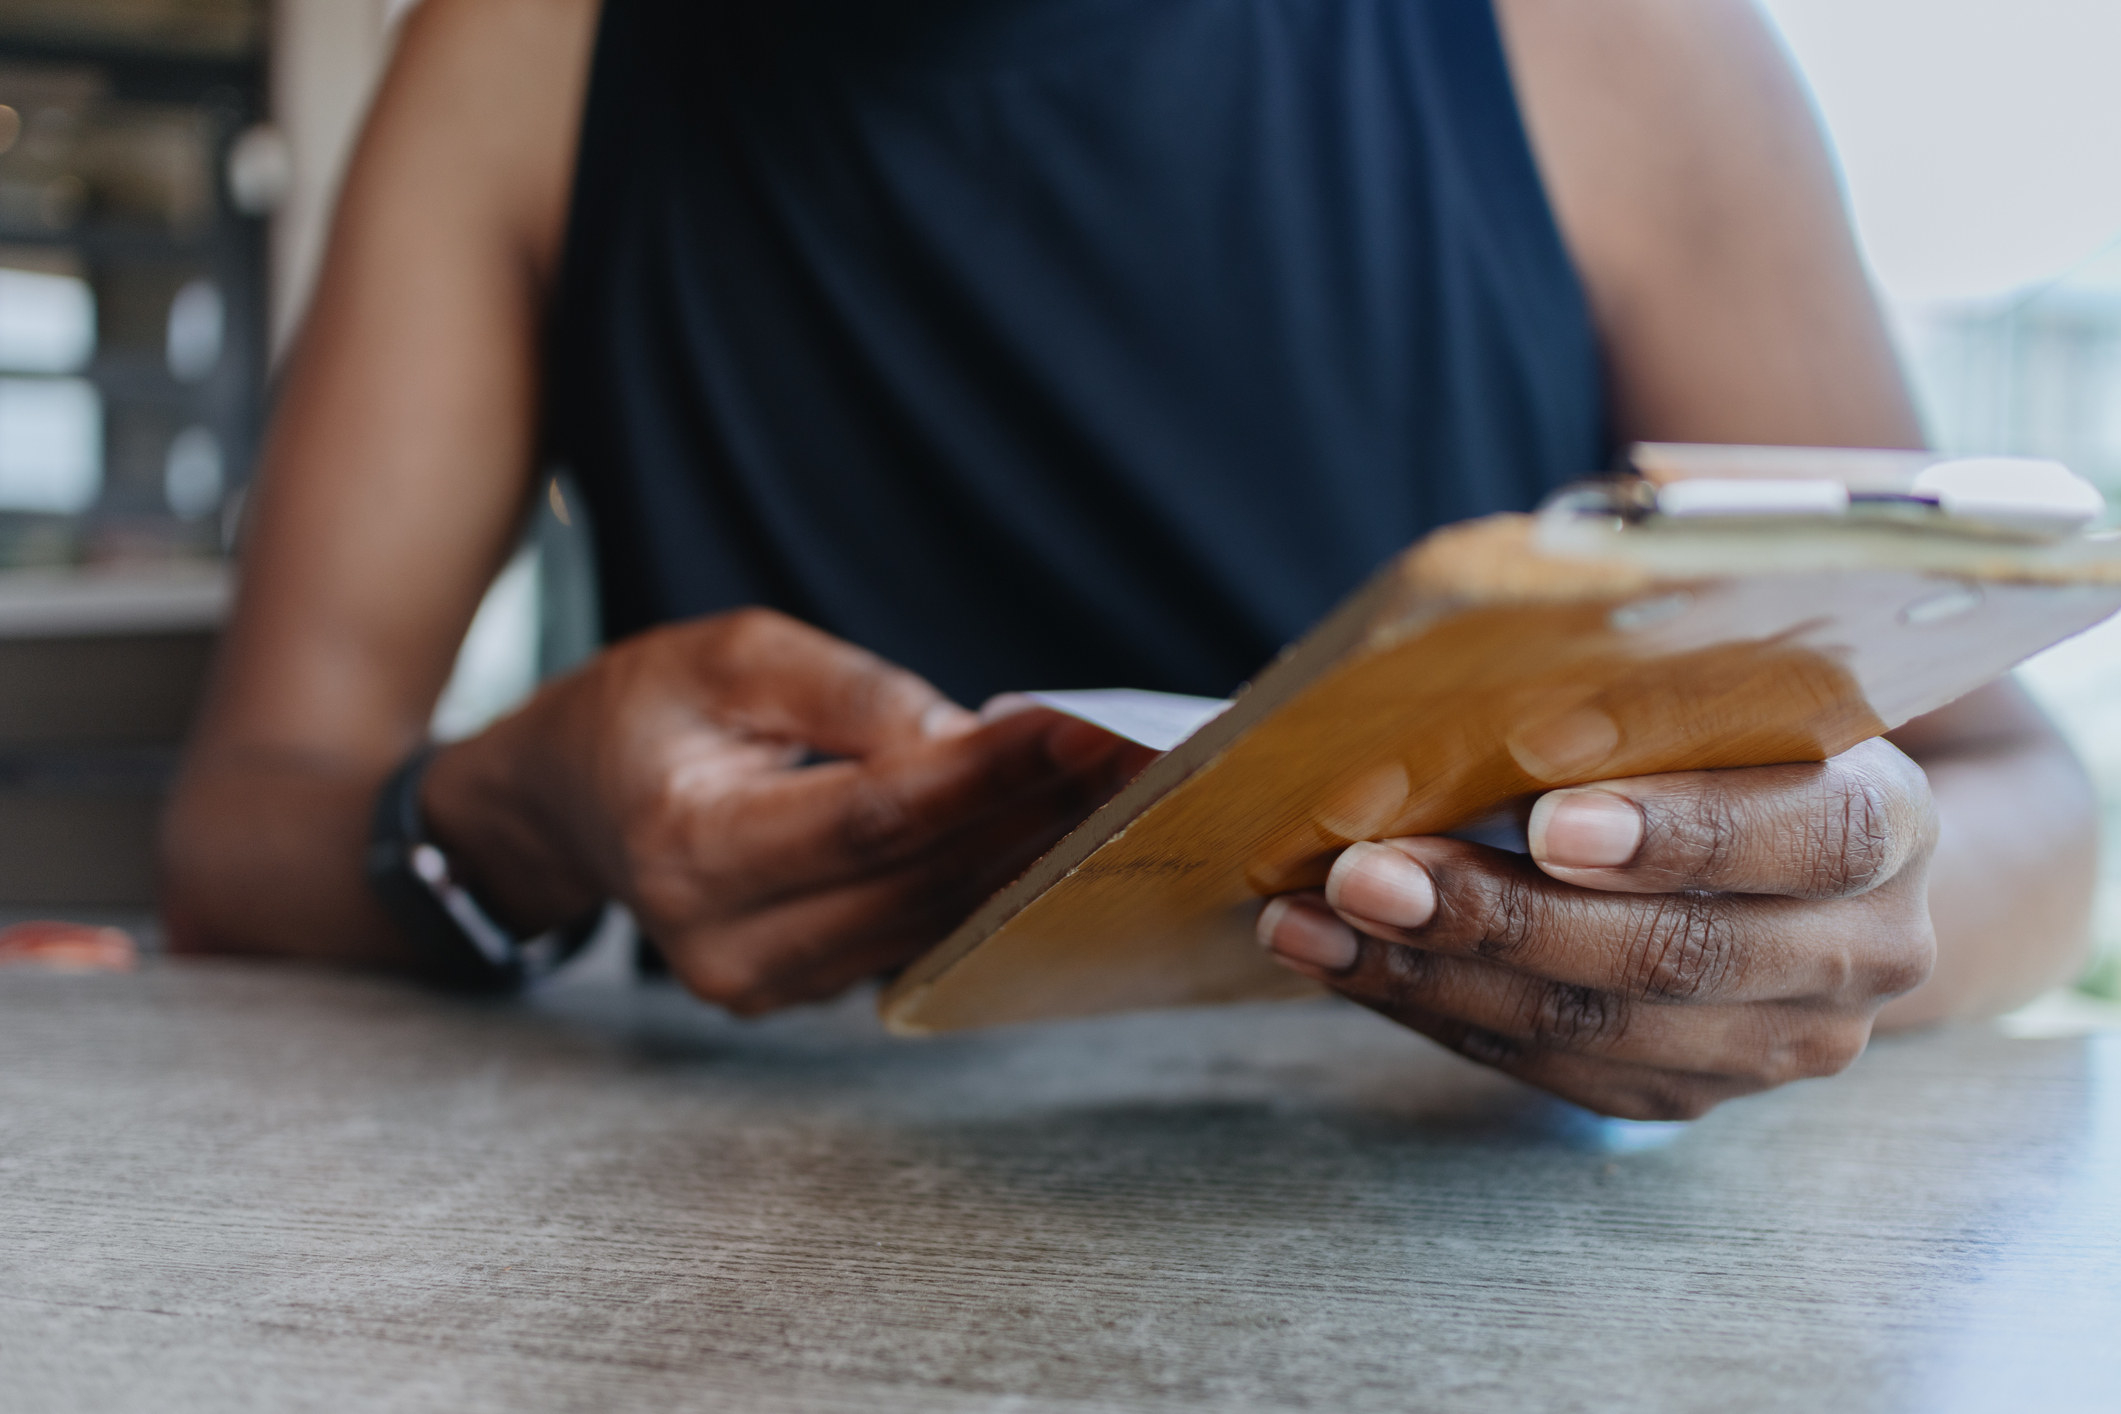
[881,458,2121,1034]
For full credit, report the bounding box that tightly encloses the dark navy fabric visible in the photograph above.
[544,0,1608,704]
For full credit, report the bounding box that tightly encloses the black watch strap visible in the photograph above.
[365,745,600,993]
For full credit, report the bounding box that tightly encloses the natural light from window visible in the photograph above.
[1763,0,2121,996]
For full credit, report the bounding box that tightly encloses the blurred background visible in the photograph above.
[0,0,2117,995]
[0,0,270,917]
[1761,0,2121,999]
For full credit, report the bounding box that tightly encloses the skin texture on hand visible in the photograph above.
[1258,739,1944,1120]
[421,609,1157,1015]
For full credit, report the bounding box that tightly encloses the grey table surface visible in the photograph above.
[2,962,2117,1414]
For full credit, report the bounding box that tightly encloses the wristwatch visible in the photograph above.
[365,745,601,992]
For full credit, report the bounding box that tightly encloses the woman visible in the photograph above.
[164,0,2098,1117]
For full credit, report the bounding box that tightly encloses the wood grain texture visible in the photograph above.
[885,515,2121,1033]
[2,962,2118,1413]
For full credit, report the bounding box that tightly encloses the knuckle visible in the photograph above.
[1467,869,1545,966]
[1873,948,1933,1000]
[1660,786,1740,883]
[1628,1081,1721,1123]
[1450,1025,1526,1071]
[1524,981,1627,1053]
[1802,1020,1872,1078]
[637,765,701,838]
[836,774,919,865]
[838,667,897,728]
[717,606,790,656]
[1811,899,1935,1005]
[1623,894,1736,1002]
[618,774,717,889]
[1866,916,1937,999]
[824,653,922,737]
[1747,1014,1873,1087]
[1765,1019,1871,1083]
[1372,942,1443,1012]
[702,608,817,693]
[677,948,780,1015]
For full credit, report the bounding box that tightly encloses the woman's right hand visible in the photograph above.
[422,608,1150,1013]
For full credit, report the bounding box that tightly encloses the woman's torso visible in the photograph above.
[545,0,1608,704]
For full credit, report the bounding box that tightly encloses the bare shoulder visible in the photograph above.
[1490,0,1832,248]
[1490,0,1922,448]
[347,0,602,277]
[1492,0,1815,143]
[381,0,602,128]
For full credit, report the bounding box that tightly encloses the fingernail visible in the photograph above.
[922,702,979,739]
[1257,897,1361,972]
[1324,841,1436,928]
[1530,790,1644,869]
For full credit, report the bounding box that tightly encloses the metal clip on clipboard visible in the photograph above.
[1616,442,2109,539]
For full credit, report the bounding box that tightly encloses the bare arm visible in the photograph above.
[163,0,598,963]
[1877,684,2097,1025]
[1502,0,2096,1025]
[163,0,1138,1002]
[1496,0,1920,451]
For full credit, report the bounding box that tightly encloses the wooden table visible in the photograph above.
[3,961,2117,1412]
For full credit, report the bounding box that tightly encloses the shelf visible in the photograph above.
[0,560,228,637]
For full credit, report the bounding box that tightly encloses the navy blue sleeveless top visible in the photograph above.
[545,0,1607,704]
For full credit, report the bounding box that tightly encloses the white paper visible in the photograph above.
[1023,689,1232,752]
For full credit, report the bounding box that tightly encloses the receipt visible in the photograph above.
[1022,689,1232,752]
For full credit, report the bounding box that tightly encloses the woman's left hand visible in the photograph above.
[1257,737,1940,1119]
